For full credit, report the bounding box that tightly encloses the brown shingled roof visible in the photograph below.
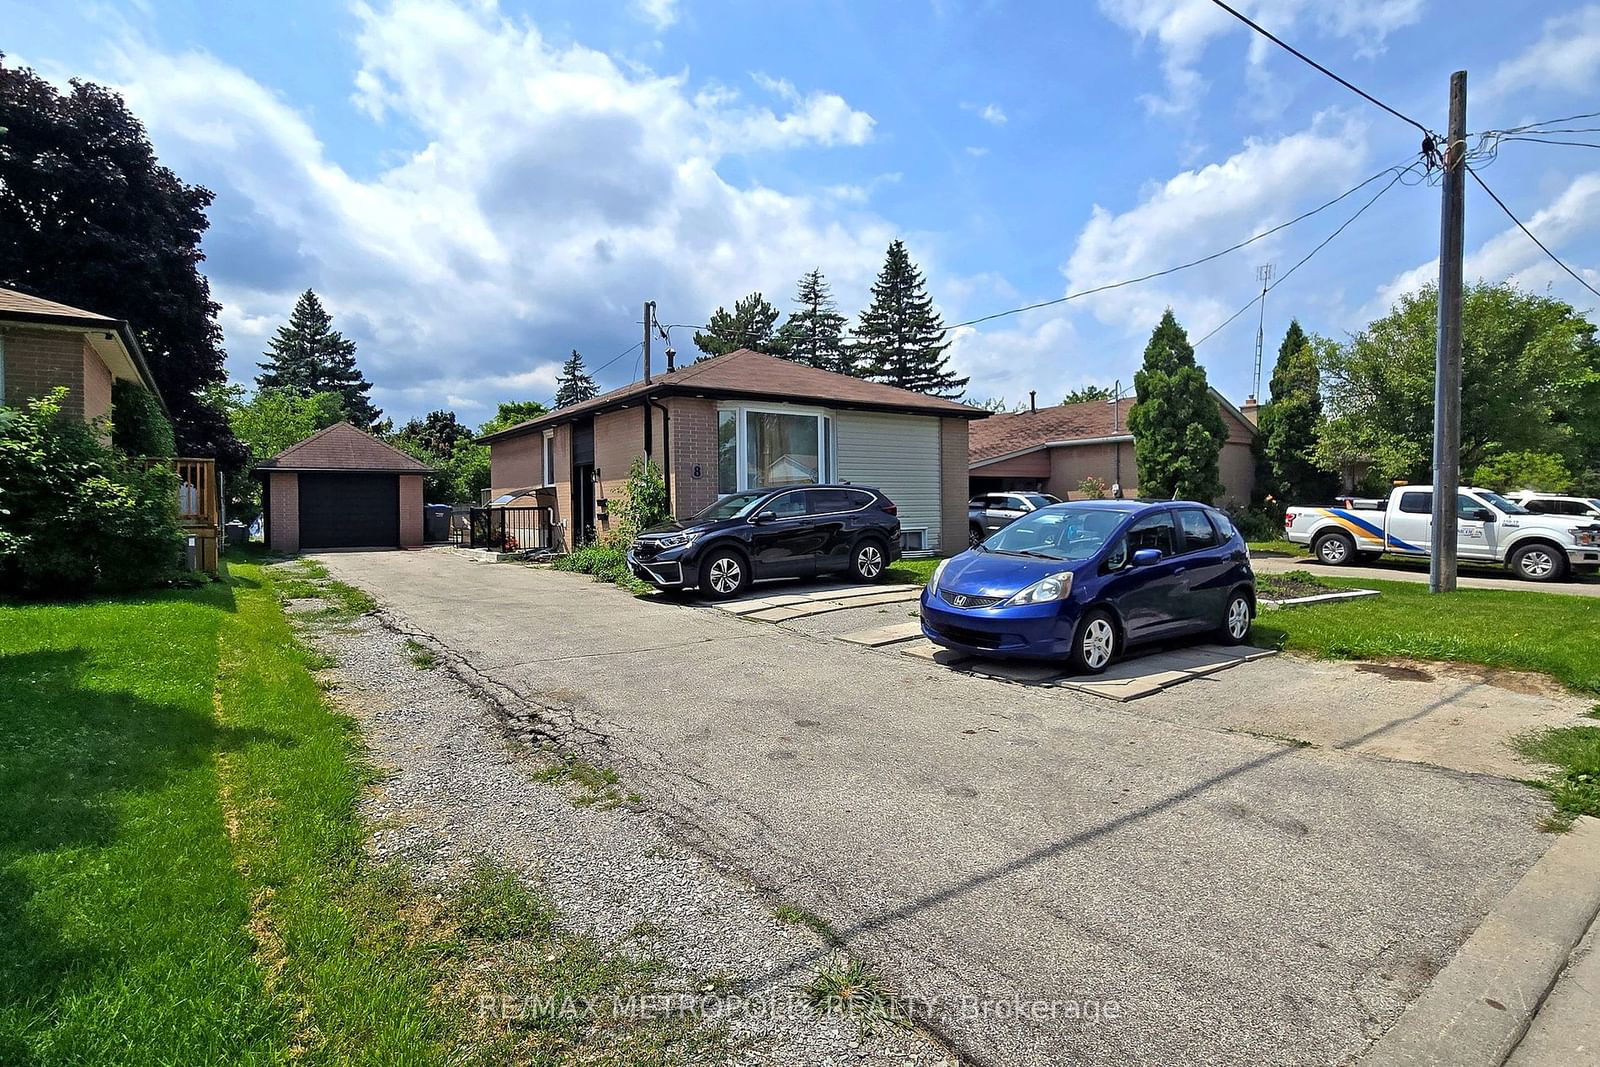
[969,398,1136,465]
[253,422,433,473]
[0,286,121,326]
[479,348,988,441]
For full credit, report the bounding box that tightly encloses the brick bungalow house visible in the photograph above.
[0,286,166,428]
[479,349,988,555]
[969,390,1257,506]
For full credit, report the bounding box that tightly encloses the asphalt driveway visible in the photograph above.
[317,548,1557,1066]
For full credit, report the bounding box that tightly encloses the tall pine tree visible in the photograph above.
[1125,310,1227,502]
[554,349,599,407]
[692,292,786,358]
[775,269,850,374]
[1254,320,1338,508]
[256,289,381,429]
[851,240,967,397]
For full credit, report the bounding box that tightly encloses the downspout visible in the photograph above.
[649,398,672,514]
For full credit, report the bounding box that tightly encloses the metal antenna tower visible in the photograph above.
[1251,263,1275,401]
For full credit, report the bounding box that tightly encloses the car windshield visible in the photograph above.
[691,491,767,522]
[1590,499,1600,511]
[1021,494,1060,510]
[981,506,1130,561]
[1477,491,1529,515]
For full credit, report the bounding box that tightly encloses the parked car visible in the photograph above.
[627,484,903,599]
[1284,485,1600,581]
[1505,491,1600,520]
[968,492,1061,546]
[922,500,1254,674]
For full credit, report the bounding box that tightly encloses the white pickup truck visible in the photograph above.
[1284,485,1600,582]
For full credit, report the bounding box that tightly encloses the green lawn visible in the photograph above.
[884,557,939,585]
[0,558,704,1064]
[1253,577,1600,697]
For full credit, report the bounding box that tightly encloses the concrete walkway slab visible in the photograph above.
[963,659,1067,683]
[835,621,923,647]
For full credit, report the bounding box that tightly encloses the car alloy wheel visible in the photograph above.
[1081,616,1115,670]
[1317,534,1350,564]
[708,556,742,595]
[1226,595,1251,640]
[968,527,983,548]
[857,544,883,579]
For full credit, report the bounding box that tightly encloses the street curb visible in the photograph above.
[1362,816,1600,1066]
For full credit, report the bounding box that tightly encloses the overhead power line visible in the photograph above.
[1203,0,1432,135]
[1466,165,1600,301]
[1194,161,1419,347]
[1502,136,1600,150]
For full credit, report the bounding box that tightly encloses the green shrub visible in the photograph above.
[1227,505,1282,542]
[0,389,183,596]
[110,379,176,457]
[614,455,668,537]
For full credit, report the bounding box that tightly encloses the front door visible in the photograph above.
[1456,492,1499,561]
[570,464,596,546]
[748,489,819,578]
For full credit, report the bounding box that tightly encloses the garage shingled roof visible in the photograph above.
[253,422,434,473]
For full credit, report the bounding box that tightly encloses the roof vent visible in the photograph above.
[1029,390,1037,414]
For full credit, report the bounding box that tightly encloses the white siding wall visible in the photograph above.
[833,412,943,554]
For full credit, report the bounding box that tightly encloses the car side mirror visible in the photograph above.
[1471,509,1495,522]
[753,510,777,524]
[1131,548,1162,567]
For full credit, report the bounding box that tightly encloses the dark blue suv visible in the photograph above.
[920,500,1254,674]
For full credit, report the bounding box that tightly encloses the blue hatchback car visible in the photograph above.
[920,500,1255,674]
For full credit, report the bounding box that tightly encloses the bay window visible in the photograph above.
[716,404,832,493]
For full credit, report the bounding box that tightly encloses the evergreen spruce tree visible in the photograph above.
[692,292,786,358]
[256,289,381,428]
[774,269,850,374]
[1125,309,1227,502]
[1254,320,1338,509]
[554,349,599,407]
[851,240,967,397]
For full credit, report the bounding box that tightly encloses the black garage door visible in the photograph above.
[299,473,399,549]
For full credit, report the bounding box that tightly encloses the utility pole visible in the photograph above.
[1251,263,1274,403]
[1429,71,1467,594]
[642,300,655,459]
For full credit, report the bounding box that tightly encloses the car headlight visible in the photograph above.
[927,557,950,592]
[1003,571,1074,606]
[656,530,702,549]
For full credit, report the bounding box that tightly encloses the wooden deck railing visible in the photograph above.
[175,457,219,529]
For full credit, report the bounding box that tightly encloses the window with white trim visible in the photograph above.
[541,430,555,487]
[900,528,927,553]
[716,403,832,493]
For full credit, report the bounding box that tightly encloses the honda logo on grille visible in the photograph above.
[951,594,971,607]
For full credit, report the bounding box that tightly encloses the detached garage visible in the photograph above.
[255,422,431,552]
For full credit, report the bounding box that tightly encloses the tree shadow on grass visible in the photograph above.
[0,647,290,1059]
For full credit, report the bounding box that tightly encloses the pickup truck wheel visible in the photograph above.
[1313,531,1356,566]
[1509,542,1566,582]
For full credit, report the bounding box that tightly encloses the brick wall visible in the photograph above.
[666,396,718,517]
[2,327,90,420]
[938,418,969,555]
[267,472,300,553]
[398,475,424,547]
[489,434,541,498]
[1048,442,1138,499]
[592,405,669,535]
[82,342,113,425]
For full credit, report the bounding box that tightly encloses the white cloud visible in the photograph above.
[1487,5,1600,99]
[102,0,892,416]
[1371,172,1600,314]
[1062,114,1371,340]
[632,0,678,30]
[1098,0,1423,114]
[961,101,1007,125]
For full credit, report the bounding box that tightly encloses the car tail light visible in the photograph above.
[880,499,898,515]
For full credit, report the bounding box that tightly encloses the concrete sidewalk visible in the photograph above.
[1251,555,1600,597]
[318,549,1561,1067]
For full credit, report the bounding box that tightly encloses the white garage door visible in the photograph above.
[833,412,942,554]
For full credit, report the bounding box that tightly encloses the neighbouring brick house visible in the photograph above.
[0,286,166,428]
[255,423,432,552]
[969,390,1258,506]
[479,349,989,556]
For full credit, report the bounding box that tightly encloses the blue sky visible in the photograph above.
[5,0,1598,423]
